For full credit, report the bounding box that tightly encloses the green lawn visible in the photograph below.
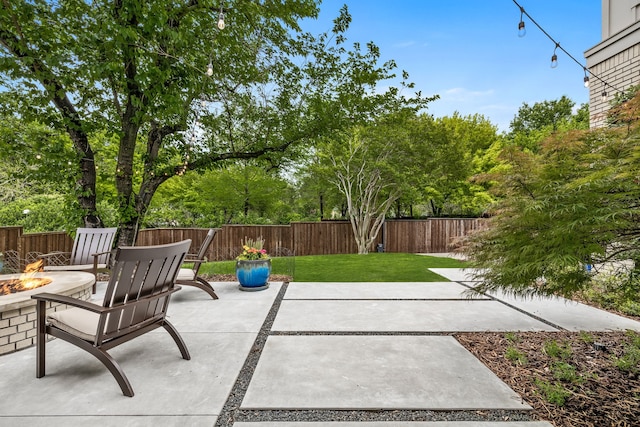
[199,253,467,282]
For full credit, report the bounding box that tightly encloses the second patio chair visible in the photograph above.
[40,227,117,293]
[176,228,220,299]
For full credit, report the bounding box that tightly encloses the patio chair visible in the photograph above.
[176,228,220,299]
[31,239,192,397]
[40,227,117,293]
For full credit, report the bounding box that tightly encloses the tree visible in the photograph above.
[506,96,589,153]
[463,93,640,299]
[509,95,576,135]
[409,113,499,217]
[316,114,421,254]
[0,2,426,245]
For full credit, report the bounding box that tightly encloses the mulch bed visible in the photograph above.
[455,331,640,427]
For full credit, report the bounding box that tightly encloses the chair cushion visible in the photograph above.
[177,268,196,281]
[47,307,99,341]
[44,263,108,272]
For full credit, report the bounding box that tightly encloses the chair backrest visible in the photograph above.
[196,228,219,260]
[98,240,191,343]
[70,227,118,265]
[186,228,218,275]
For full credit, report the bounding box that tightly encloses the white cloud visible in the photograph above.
[392,41,416,48]
[442,87,495,100]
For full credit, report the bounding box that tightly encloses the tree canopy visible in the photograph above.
[0,1,427,244]
[464,92,640,301]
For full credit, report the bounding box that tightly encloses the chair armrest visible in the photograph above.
[38,251,71,258]
[91,250,113,257]
[31,293,107,314]
[38,252,72,267]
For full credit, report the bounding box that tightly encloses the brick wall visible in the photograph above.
[588,43,640,128]
[0,285,92,356]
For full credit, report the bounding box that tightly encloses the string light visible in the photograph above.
[583,68,590,88]
[217,6,225,30]
[205,4,226,77]
[182,4,229,176]
[513,0,623,96]
[550,43,559,68]
[518,7,526,38]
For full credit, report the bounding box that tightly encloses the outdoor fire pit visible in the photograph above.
[0,271,95,355]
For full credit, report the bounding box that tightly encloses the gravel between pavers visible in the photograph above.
[213,282,538,426]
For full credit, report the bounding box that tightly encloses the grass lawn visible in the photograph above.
[199,253,467,282]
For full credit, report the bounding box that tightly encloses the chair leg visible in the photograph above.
[195,277,219,299]
[177,278,218,299]
[163,320,191,360]
[47,329,135,397]
[81,342,135,397]
[92,258,98,294]
[95,351,134,397]
[35,300,47,378]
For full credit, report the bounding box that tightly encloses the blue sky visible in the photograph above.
[299,0,601,132]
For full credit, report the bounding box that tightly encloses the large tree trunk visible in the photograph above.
[115,121,178,246]
[74,133,102,228]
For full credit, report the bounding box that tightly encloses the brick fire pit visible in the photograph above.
[0,271,95,355]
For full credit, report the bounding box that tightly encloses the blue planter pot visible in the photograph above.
[236,259,271,291]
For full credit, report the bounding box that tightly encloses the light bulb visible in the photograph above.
[601,91,607,102]
[206,63,213,76]
[584,76,590,88]
[217,13,225,30]
[550,54,558,69]
[518,21,526,38]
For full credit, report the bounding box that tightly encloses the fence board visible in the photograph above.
[1,218,483,266]
[136,228,216,260]
[0,226,22,253]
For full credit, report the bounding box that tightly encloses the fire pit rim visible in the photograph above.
[0,271,96,312]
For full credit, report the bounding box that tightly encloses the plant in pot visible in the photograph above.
[236,237,271,291]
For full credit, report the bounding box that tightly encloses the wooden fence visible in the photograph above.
[1,218,483,267]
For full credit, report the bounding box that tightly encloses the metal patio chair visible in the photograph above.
[40,227,117,293]
[176,228,220,299]
[31,239,192,397]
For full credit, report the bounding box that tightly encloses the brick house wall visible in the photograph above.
[585,1,640,128]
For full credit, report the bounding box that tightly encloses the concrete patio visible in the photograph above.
[1,268,639,426]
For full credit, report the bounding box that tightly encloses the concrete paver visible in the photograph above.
[242,335,531,410]
[486,288,640,331]
[272,299,558,332]
[0,416,214,427]
[283,281,488,300]
[438,268,640,331]
[0,331,252,416]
